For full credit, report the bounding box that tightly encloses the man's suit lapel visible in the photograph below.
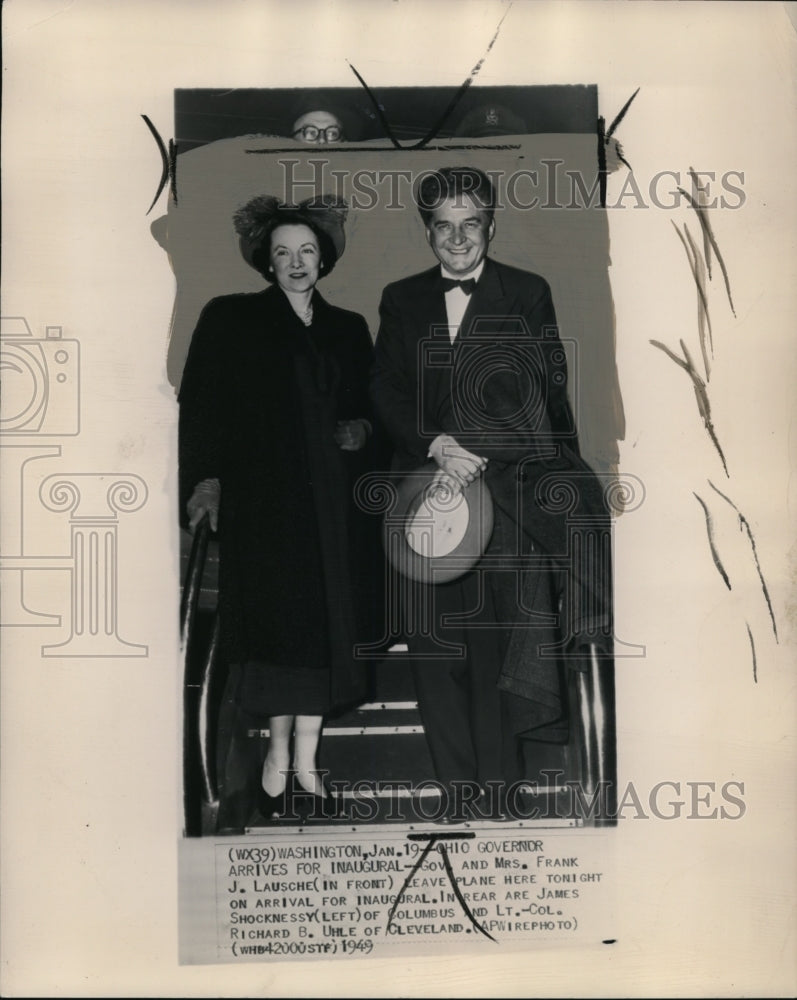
[410,268,452,423]
[457,258,507,343]
[412,260,508,341]
[412,266,449,337]
[413,260,509,433]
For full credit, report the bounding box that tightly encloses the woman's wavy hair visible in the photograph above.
[233,195,345,282]
[250,212,338,282]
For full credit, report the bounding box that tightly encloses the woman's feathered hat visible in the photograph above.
[233,194,348,270]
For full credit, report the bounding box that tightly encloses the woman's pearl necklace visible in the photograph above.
[289,299,313,326]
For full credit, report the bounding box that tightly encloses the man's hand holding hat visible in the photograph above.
[428,433,488,495]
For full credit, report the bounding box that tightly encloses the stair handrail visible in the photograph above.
[181,515,219,833]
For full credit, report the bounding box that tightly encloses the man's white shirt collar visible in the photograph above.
[441,261,485,342]
[440,260,485,284]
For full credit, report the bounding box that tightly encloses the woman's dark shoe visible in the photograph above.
[257,784,287,820]
[290,772,347,820]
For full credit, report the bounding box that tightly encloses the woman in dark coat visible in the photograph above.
[179,195,376,820]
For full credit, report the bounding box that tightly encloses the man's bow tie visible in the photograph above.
[441,276,477,295]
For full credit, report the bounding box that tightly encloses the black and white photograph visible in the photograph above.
[173,82,621,827]
[170,81,624,961]
[2,1,795,995]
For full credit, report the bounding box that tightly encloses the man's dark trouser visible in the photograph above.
[406,559,524,797]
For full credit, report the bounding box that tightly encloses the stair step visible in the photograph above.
[249,723,424,737]
[244,728,572,786]
[325,730,433,784]
[244,788,580,831]
[316,703,421,729]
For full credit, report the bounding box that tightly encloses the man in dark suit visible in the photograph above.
[370,166,611,821]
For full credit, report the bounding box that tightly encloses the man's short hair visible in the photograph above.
[414,167,496,224]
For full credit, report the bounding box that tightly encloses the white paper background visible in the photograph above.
[2,0,795,995]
